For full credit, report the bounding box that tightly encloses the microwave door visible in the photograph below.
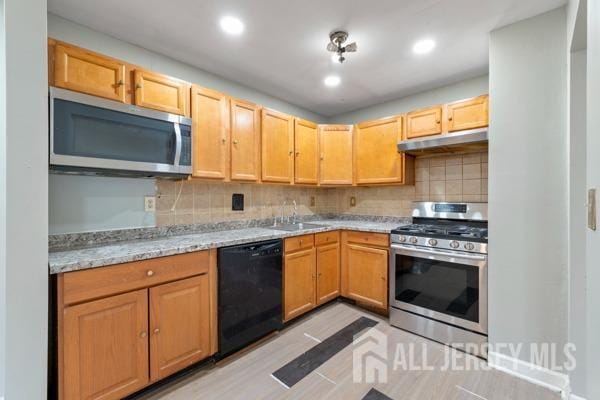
[49,87,192,176]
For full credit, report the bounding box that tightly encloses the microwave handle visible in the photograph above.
[174,122,182,167]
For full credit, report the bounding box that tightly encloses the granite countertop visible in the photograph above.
[48,219,405,274]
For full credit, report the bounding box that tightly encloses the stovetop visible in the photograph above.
[392,223,488,242]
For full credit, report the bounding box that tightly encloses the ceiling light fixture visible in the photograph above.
[413,39,436,54]
[220,16,245,35]
[326,31,357,64]
[324,75,341,87]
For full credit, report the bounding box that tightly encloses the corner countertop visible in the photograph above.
[48,219,404,274]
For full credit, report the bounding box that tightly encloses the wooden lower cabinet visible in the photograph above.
[149,275,211,381]
[341,232,389,311]
[58,250,216,400]
[283,247,317,321]
[316,241,340,304]
[62,289,149,400]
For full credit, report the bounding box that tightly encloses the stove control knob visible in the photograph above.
[428,239,438,246]
[409,237,418,244]
[464,242,475,251]
[399,235,407,243]
[450,240,460,249]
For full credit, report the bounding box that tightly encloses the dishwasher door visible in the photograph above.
[218,239,283,357]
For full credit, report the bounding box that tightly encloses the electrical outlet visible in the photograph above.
[350,196,356,207]
[144,196,156,212]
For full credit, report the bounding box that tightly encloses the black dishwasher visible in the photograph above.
[218,239,283,357]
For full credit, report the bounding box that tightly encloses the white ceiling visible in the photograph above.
[48,0,565,117]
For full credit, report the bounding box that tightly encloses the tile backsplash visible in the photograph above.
[155,151,488,226]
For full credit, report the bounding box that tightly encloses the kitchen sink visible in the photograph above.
[268,222,326,232]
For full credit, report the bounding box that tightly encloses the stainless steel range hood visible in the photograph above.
[397,128,488,155]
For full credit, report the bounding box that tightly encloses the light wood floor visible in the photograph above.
[137,303,561,400]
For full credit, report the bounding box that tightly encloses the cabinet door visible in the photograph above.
[134,69,190,115]
[62,290,149,400]
[261,108,294,183]
[54,43,127,102]
[343,243,388,310]
[149,275,211,381]
[284,248,316,321]
[355,116,405,184]
[319,125,353,185]
[230,98,261,181]
[447,95,489,132]
[406,106,442,139]
[294,118,319,184]
[316,242,340,305]
[191,86,230,179]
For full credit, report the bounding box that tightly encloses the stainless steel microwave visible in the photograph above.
[49,87,192,178]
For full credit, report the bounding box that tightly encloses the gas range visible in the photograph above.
[391,202,488,254]
[389,202,489,358]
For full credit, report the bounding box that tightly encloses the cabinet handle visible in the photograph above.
[436,119,441,124]
[295,151,300,156]
[146,270,154,277]
[153,328,160,335]
[233,139,239,145]
[140,331,147,338]
[289,150,293,156]
[381,277,386,281]
[222,138,226,144]
[320,155,324,161]
[135,84,142,90]
[448,116,453,121]
[116,80,124,86]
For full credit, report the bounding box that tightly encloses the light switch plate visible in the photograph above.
[588,188,596,231]
[144,196,156,212]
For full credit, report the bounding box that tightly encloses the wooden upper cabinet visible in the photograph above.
[191,86,230,179]
[447,95,489,132]
[406,106,443,139]
[284,247,317,321]
[149,275,211,382]
[261,108,294,183]
[294,118,319,184]
[318,125,353,185]
[133,69,190,116]
[355,116,404,185]
[54,43,127,102]
[316,241,340,305]
[230,98,261,181]
[62,289,149,400]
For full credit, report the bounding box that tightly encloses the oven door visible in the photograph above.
[390,244,487,334]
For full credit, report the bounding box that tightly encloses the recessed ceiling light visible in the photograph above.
[324,75,341,87]
[413,39,436,54]
[220,16,244,35]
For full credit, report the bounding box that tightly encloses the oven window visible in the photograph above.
[394,254,479,324]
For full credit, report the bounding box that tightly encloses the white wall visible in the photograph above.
[586,0,600,397]
[568,49,587,398]
[328,75,488,124]
[0,0,5,394]
[0,0,48,398]
[488,6,568,367]
[49,175,156,234]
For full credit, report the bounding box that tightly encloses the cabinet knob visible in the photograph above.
[436,119,441,124]
[140,331,147,338]
[381,277,386,281]
[295,151,300,156]
[222,138,226,144]
[153,328,160,335]
[116,80,124,86]
[299,239,303,244]
[135,83,142,90]
[289,150,293,156]
[146,270,154,277]
[233,140,239,145]
[448,116,453,121]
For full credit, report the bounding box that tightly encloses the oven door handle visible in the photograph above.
[390,244,487,265]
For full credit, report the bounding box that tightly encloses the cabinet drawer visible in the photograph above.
[284,234,315,253]
[345,231,389,247]
[315,231,339,246]
[62,251,209,305]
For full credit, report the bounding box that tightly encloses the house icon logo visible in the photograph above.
[352,327,388,383]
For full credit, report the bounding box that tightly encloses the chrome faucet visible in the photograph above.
[292,200,298,224]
